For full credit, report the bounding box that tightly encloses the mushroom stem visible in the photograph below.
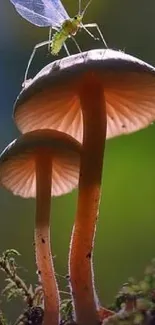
[69,74,107,325]
[35,150,60,325]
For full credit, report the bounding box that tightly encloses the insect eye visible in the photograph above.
[74,16,77,20]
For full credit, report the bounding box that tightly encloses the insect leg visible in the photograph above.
[24,40,53,83]
[48,27,53,52]
[81,24,99,41]
[63,42,70,56]
[71,36,82,53]
[83,23,108,48]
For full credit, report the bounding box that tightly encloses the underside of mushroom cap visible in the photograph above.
[0,129,81,197]
[14,49,155,142]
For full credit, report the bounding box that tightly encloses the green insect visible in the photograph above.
[51,15,84,55]
[10,0,107,82]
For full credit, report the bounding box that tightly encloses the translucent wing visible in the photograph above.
[47,0,69,21]
[10,0,69,27]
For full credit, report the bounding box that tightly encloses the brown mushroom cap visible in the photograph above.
[0,129,81,197]
[14,49,155,142]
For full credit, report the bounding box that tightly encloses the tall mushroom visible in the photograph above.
[0,129,81,325]
[13,49,155,325]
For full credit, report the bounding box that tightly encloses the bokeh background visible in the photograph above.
[1,0,155,321]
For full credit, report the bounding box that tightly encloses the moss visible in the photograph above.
[1,249,155,325]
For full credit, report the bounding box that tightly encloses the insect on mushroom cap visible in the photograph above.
[13,49,155,142]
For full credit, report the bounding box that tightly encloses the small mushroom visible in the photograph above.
[0,129,81,325]
[13,49,155,325]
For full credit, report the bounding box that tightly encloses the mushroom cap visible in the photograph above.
[14,49,155,142]
[0,129,81,198]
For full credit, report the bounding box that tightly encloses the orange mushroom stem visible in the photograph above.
[35,150,59,325]
[69,73,107,325]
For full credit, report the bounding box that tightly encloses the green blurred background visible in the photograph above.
[1,0,155,321]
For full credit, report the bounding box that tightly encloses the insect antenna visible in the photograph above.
[78,0,82,14]
[81,0,93,16]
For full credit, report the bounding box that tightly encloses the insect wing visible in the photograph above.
[47,0,69,21]
[10,0,69,27]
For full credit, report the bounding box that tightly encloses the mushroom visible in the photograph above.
[0,129,81,325]
[13,49,155,325]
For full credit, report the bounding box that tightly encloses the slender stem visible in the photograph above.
[69,73,107,325]
[35,150,60,325]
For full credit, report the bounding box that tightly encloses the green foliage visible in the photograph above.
[0,309,7,325]
[0,249,43,325]
[0,249,34,306]
[60,299,73,323]
[104,259,155,325]
[1,249,155,324]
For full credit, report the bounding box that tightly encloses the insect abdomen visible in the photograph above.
[51,30,68,55]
